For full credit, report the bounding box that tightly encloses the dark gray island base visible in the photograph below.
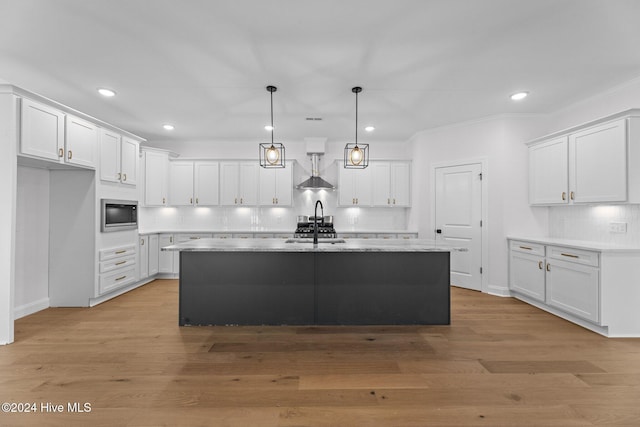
[167,239,451,326]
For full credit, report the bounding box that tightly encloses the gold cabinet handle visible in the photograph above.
[170,237,173,243]
[162,197,166,204]
[68,150,72,160]
[117,172,122,180]
[561,253,579,259]
[352,198,355,204]
[115,250,126,254]
[356,198,359,204]
[276,198,278,204]
[140,239,145,245]
[58,148,64,158]
[115,260,127,266]
[115,275,127,281]
[240,198,243,204]
[122,173,127,181]
[538,261,543,270]
[570,191,575,200]
[190,237,200,240]
[190,198,193,204]
[562,192,566,201]
[519,246,532,250]
[235,198,237,204]
[196,198,199,204]
[393,198,396,205]
[388,198,390,205]
[546,263,551,272]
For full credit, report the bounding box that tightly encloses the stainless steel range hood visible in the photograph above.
[296,138,335,190]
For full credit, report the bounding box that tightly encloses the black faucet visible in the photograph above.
[313,200,324,246]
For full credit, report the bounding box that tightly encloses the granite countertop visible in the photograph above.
[507,236,640,253]
[139,229,419,235]
[162,238,460,253]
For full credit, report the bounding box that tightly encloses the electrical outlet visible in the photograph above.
[609,222,627,233]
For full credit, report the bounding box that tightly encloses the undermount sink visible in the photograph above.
[285,238,346,244]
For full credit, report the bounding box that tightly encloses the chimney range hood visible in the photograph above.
[296,138,335,190]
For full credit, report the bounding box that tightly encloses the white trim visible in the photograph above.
[14,297,50,319]
[431,157,489,294]
[89,277,155,307]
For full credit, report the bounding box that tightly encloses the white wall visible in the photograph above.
[0,92,17,344]
[408,115,549,294]
[15,166,50,317]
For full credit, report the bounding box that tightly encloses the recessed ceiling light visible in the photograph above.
[97,88,116,97]
[163,124,174,131]
[264,125,274,131]
[364,126,375,132]
[510,91,529,101]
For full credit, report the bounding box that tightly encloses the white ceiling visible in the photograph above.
[2,0,640,144]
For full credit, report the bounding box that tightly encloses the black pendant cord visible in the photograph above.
[270,89,274,146]
[354,90,358,147]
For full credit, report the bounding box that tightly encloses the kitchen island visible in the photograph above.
[163,238,453,326]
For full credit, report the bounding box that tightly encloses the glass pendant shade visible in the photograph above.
[260,85,285,168]
[344,86,369,169]
[260,142,285,167]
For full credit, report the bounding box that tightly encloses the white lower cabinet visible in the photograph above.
[508,241,546,302]
[158,234,175,274]
[546,258,599,323]
[148,234,159,276]
[98,245,137,295]
[139,235,150,280]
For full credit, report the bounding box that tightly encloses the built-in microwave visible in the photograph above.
[101,199,138,232]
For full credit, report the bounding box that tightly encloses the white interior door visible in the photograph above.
[435,163,482,291]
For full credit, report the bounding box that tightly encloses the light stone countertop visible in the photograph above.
[507,236,640,253]
[161,238,459,253]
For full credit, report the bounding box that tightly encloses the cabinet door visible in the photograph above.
[220,162,239,205]
[509,251,545,302]
[148,234,159,276]
[258,168,277,205]
[158,234,174,273]
[138,235,149,280]
[169,161,195,206]
[144,151,168,206]
[239,162,258,205]
[569,119,627,203]
[194,161,219,206]
[354,166,372,206]
[274,164,292,206]
[372,162,392,206]
[100,129,122,183]
[546,258,599,323]
[339,167,357,206]
[65,115,97,168]
[391,162,411,206]
[120,137,139,186]
[20,98,65,162]
[529,137,569,205]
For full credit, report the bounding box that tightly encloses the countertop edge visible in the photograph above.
[507,236,640,253]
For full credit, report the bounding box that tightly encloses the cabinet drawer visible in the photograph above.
[213,233,233,239]
[99,267,136,294]
[547,246,599,267]
[233,233,253,238]
[509,240,545,256]
[99,245,136,261]
[176,233,212,243]
[99,255,136,273]
[377,233,397,239]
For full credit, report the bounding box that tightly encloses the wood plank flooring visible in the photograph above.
[2,280,640,426]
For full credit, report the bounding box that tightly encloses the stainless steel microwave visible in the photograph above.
[101,199,138,232]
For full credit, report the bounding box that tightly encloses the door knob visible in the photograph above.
[436,229,442,234]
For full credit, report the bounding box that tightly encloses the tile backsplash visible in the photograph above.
[549,205,640,245]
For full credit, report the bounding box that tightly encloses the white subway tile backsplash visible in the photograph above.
[549,205,640,245]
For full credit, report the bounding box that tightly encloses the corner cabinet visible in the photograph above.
[258,162,293,206]
[508,237,640,337]
[528,111,640,205]
[100,129,139,186]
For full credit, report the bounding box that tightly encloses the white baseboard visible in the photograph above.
[89,277,155,307]
[14,297,50,319]
[486,284,511,297]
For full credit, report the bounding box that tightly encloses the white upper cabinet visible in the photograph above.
[169,161,195,206]
[169,160,219,206]
[220,161,258,206]
[65,115,98,168]
[259,162,292,206]
[569,119,626,203]
[143,150,169,206]
[529,137,569,205]
[339,164,372,206]
[194,161,220,206]
[100,129,139,186]
[20,98,65,162]
[528,112,640,205]
[372,162,411,207]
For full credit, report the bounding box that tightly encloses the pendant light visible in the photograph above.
[260,85,285,168]
[344,86,369,169]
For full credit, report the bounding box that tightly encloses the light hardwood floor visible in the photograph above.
[2,280,640,426]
